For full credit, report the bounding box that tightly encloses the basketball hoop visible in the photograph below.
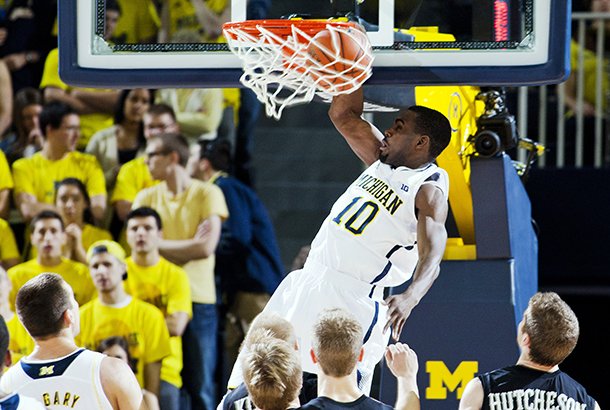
[223,19,374,120]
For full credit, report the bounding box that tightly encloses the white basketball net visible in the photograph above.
[223,22,374,120]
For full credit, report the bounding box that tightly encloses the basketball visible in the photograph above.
[306,27,371,92]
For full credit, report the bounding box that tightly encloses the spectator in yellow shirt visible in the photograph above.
[78,240,171,400]
[112,104,179,222]
[7,210,95,311]
[11,102,107,223]
[124,206,192,410]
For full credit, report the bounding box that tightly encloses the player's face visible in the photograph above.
[144,139,172,180]
[56,184,87,224]
[102,344,129,363]
[380,110,422,168]
[126,216,162,254]
[143,113,178,140]
[50,114,80,152]
[31,218,66,258]
[124,89,151,123]
[89,253,125,293]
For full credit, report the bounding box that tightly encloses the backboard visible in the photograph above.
[58,0,570,88]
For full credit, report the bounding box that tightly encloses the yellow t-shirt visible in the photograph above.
[111,157,159,204]
[12,151,106,205]
[0,150,13,190]
[112,0,160,44]
[7,314,35,364]
[7,258,95,311]
[39,49,115,148]
[0,218,20,262]
[29,223,112,260]
[77,297,171,388]
[125,257,192,388]
[132,180,228,303]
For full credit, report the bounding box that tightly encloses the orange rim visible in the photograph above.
[222,19,358,41]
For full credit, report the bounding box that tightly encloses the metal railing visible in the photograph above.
[517,12,610,168]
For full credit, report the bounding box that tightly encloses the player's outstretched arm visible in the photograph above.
[329,88,383,166]
[458,377,484,410]
[385,343,420,410]
[384,184,448,340]
[100,356,145,410]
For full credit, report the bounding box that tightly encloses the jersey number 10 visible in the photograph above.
[332,196,379,235]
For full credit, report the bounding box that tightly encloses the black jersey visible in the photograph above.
[479,365,596,410]
[299,395,392,410]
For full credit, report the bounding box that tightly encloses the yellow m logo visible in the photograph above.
[426,361,478,399]
[39,365,55,376]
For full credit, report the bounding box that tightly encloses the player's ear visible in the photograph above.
[417,134,430,149]
[310,348,318,364]
[358,347,364,362]
[64,308,74,327]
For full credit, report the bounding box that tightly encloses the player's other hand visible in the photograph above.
[385,343,418,380]
[383,293,416,341]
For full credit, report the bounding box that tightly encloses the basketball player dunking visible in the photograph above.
[0,273,147,410]
[229,86,452,393]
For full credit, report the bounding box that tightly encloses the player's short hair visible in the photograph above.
[30,209,65,232]
[522,292,579,366]
[407,105,452,160]
[0,315,8,368]
[199,138,232,173]
[39,101,77,136]
[154,133,190,167]
[241,336,302,410]
[244,312,297,349]
[126,206,163,230]
[16,273,72,338]
[312,308,363,377]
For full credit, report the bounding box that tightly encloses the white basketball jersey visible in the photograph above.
[0,392,46,410]
[0,349,113,410]
[307,160,448,288]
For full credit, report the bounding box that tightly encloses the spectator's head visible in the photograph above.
[311,308,363,377]
[87,240,127,293]
[188,138,232,180]
[145,133,190,180]
[113,89,153,138]
[520,292,580,366]
[97,335,136,371]
[39,101,80,152]
[30,210,66,260]
[143,104,179,140]
[242,336,302,410]
[16,273,80,339]
[0,315,9,373]
[13,87,43,143]
[244,312,298,351]
[125,207,163,256]
[104,0,121,41]
[55,177,94,226]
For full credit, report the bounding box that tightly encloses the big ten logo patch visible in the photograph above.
[426,361,478,400]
